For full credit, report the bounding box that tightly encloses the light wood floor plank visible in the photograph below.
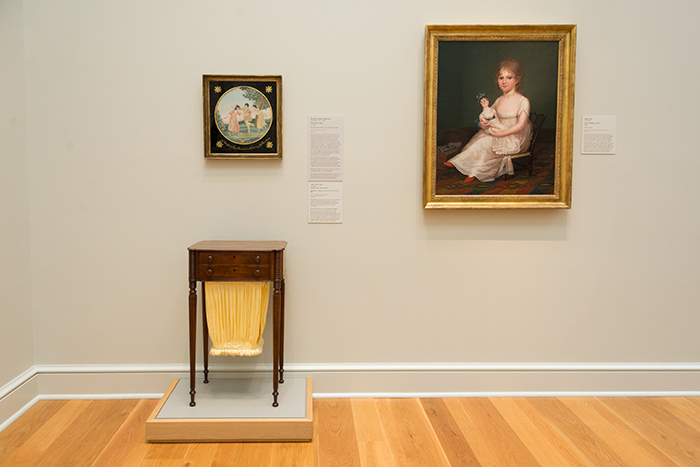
[490,397,591,467]
[443,398,500,467]
[220,443,313,467]
[315,399,362,467]
[656,397,700,433]
[447,398,541,467]
[355,441,394,467]
[143,437,189,461]
[597,397,700,467]
[374,398,451,467]
[35,399,138,467]
[312,400,320,467]
[527,398,631,467]
[560,397,679,467]
[181,443,220,466]
[4,396,700,466]
[135,461,183,467]
[351,399,395,466]
[351,399,384,443]
[683,396,700,413]
[270,442,315,467]
[513,397,594,467]
[226,442,283,466]
[1,400,91,467]
[0,400,67,465]
[211,443,241,467]
[420,398,482,467]
[91,399,158,467]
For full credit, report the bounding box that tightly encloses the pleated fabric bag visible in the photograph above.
[204,281,270,356]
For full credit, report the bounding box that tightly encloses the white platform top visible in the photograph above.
[157,377,307,419]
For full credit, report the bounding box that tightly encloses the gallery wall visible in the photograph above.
[0,0,35,414]
[3,0,700,399]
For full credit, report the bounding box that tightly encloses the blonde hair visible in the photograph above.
[495,59,524,92]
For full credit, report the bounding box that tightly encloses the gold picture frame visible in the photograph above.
[423,25,576,209]
[203,75,282,159]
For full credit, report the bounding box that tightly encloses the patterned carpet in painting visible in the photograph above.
[436,136,555,196]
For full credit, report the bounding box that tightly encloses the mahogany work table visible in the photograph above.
[188,241,287,407]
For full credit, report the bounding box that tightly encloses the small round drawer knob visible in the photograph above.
[206,269,213,276]
[207,255,213,262]
[255,256,261,263]
[254,269,261,277]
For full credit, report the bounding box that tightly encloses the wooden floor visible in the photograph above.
[1,397,700,466]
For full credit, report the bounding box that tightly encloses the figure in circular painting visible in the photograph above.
[224,105,242,136]
[216,86,272,144]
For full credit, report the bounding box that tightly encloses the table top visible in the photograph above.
[188,241,287,252]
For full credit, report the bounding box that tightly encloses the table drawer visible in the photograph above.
[197,251,270,266]
[197,264,271,281]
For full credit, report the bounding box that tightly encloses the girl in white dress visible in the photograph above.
[445,59,533,183]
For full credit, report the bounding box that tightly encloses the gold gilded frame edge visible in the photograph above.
[423,25,576,209]
[203,74,283,160]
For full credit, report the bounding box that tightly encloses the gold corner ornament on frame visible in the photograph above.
[203,75,282,159]
[423,25,576,209]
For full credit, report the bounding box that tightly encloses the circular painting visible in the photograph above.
[215,86,273,145]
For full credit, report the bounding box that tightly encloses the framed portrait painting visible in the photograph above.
[203,75,282,159]
[423,25,576,209]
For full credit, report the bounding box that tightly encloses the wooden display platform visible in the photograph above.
[146,378,313,443]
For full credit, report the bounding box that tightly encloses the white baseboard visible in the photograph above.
[3,362,700,431]
[0,377,39,433]
[0,366,38,400]
[301,362,700,398]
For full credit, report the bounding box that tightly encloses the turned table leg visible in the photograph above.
[188,279,197,406]
[279,278,286,384]
[272,251,283,407]
[202,282,209,384]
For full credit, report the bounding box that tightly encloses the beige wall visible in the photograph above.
[0,0,34,387]
[3,0,700,394]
